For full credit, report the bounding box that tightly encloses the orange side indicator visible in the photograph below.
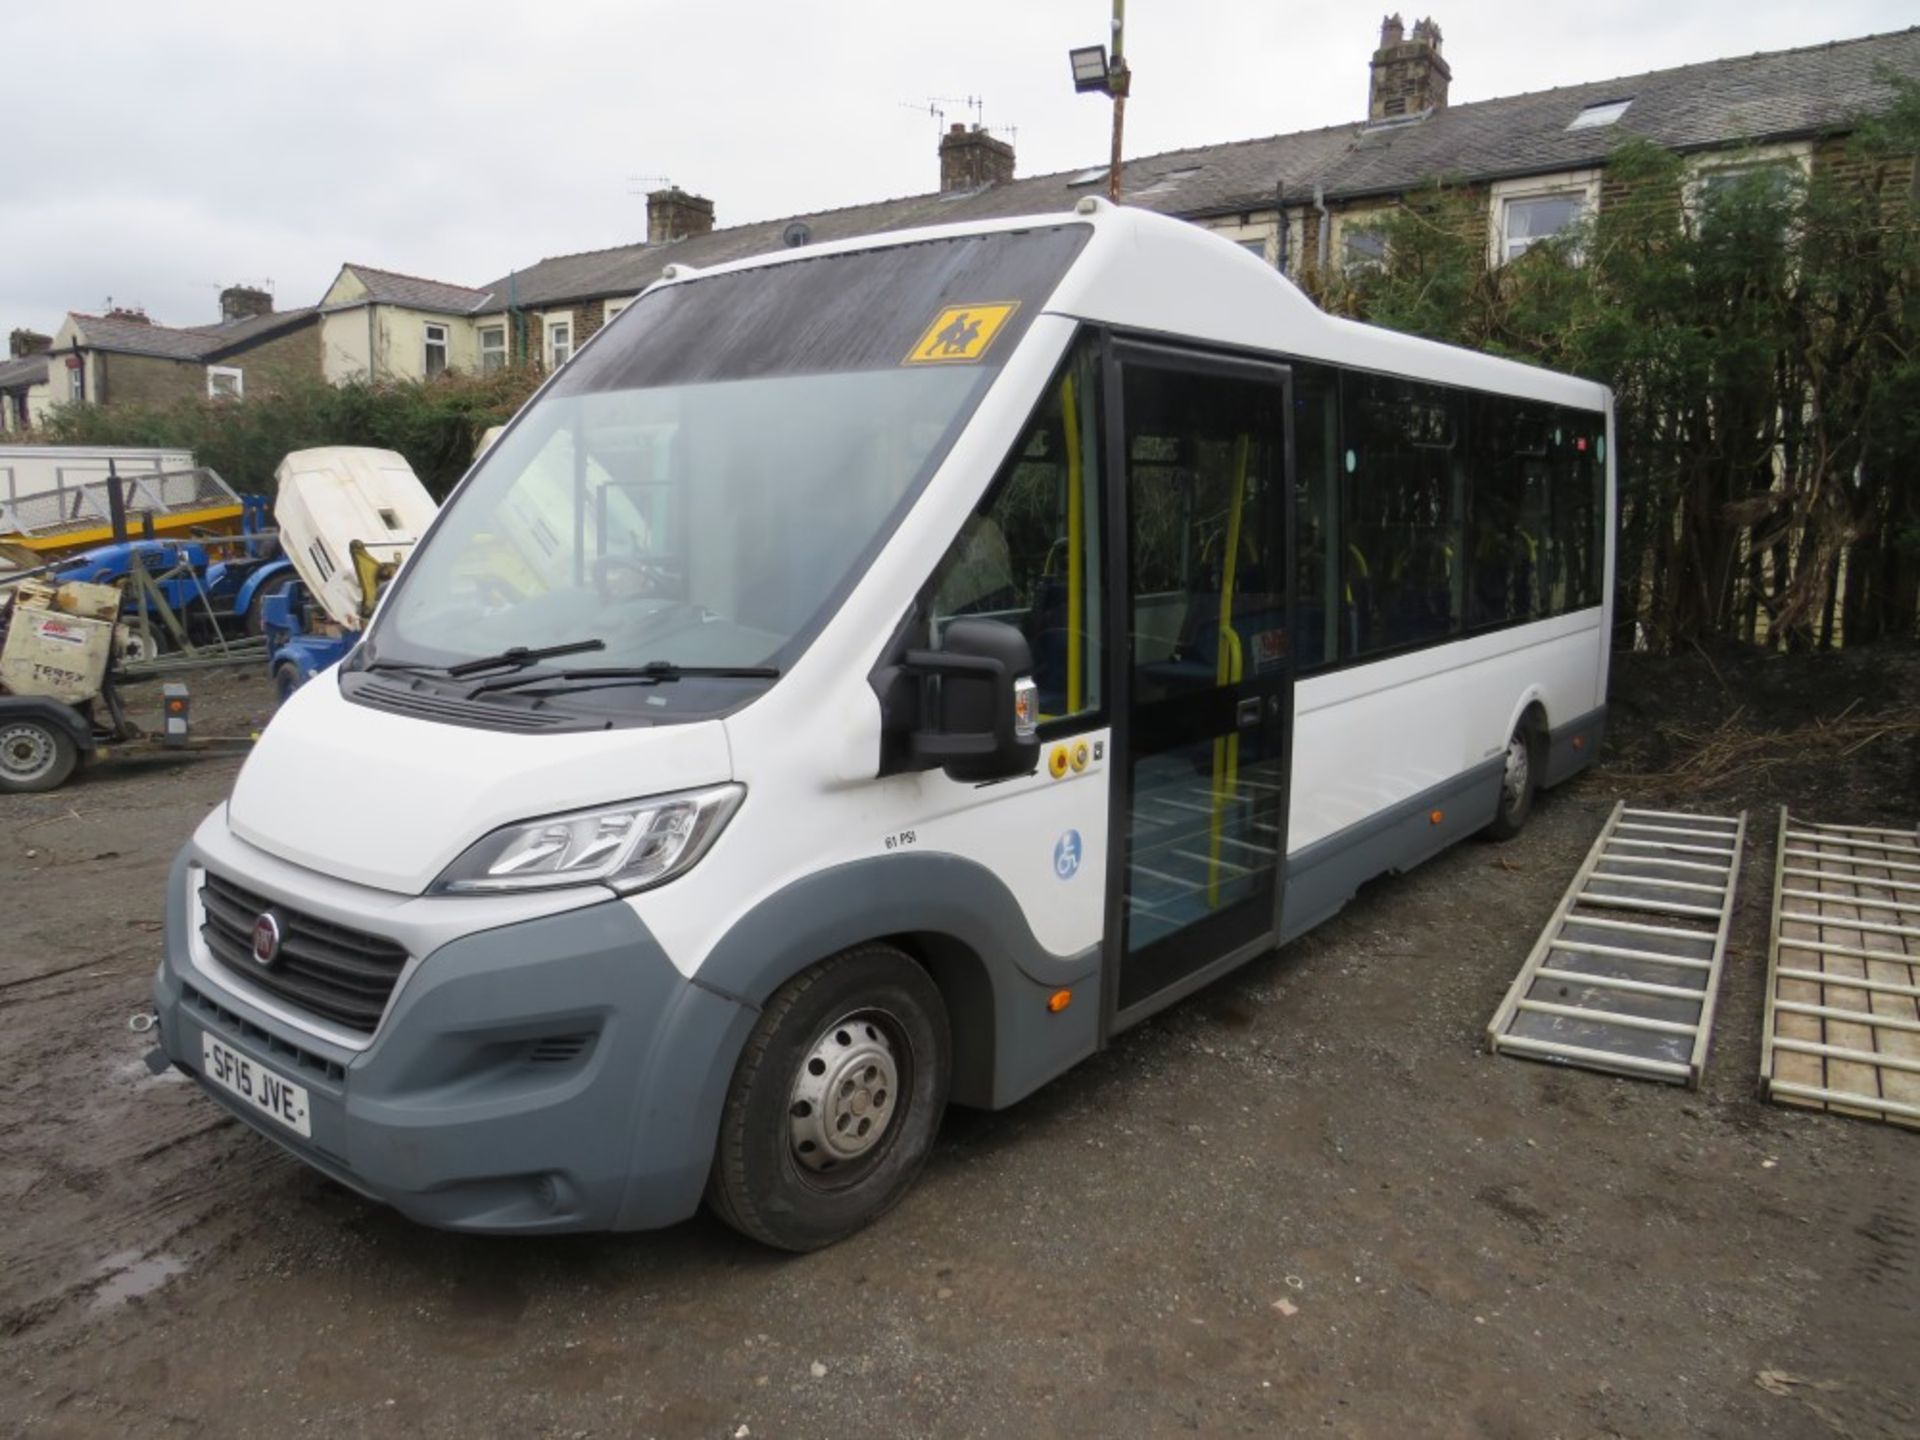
[1429,809,1444,825]
[1047,989,1073,1013]
[1572,734,1587,750]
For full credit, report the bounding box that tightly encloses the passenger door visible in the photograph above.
[1108,344,1293,1019]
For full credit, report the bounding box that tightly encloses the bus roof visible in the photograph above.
[647,199,1609,413]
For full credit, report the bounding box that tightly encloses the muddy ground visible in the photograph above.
[1,651,1916,1439]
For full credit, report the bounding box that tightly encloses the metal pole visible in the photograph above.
[1107,0,1128,203]
[106,458,127,544]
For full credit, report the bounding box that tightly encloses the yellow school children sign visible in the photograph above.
[904,301,1020,365]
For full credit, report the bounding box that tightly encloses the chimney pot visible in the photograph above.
[1369,10,1450,120]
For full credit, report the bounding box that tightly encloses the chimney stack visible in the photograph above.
[938,123,1015,193]
[220,284,274,323]
[1369,14,1450,120]
[647,187,716,245]
[9,329,51,358]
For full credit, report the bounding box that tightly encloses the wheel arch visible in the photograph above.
[1503,689,1550,751]
[693,853,1100,1112]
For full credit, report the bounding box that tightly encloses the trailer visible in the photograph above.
[1,462,246,557]
[0,574,255,792]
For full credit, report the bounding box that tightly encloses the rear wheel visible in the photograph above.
[1483,720,1541,841]
[244,576,293,637]
[273,661,304,704]
[706,944,950,1252]
[0,717,79,794]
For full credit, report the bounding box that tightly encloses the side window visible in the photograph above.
[928,337,1104,724]
[1340,373,1465,656]
[1292,363,1339,671]
[1552,408,1605,611]
[1467,394,1555,628]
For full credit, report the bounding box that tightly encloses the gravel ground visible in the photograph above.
[0,657,1915,1439]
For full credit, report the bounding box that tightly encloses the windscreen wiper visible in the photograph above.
[468,660,779,699]
[362,638,608,680]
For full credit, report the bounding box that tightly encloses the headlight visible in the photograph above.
[430,783,744,895]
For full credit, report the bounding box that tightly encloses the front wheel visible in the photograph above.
[0,717,79,794]
[706,944,950,1251]
[1483,721,1540,841]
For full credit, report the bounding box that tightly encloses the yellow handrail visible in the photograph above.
[1209,433,1251,907]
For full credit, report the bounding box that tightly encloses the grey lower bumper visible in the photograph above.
[152,848,754,1233]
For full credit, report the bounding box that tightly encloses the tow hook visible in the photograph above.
[129,1011,170,1075]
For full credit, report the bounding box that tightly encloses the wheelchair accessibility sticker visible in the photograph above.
[904,301,1020,365]
[1054,829,1083,881]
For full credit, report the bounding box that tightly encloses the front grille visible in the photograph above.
[181,981,347,1083]
[199,871,410,1034]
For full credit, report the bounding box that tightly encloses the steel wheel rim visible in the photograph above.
[1502,733,1530,810]
[788,1008,906,1184]
[0,723,57,784]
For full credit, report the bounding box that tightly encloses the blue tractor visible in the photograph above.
[46,495,293,652]
[261,579,357,702]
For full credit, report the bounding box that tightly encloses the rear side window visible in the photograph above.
[1340,373,1466,657]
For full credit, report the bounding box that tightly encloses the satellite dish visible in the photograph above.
[783,221,813,248]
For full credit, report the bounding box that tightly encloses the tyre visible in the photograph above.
[706,944,950,1252]
[0,717,79,794]
[273,661,304,704]
[1483,719,1541,841]
[244,577,292,637]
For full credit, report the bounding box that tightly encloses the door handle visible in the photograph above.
[1236,697,1262,729]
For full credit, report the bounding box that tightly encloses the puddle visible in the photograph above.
[114,1056,184,1089]
[89,1251,188,1312]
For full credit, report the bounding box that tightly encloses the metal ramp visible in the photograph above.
[1761,809,1920,1129]
[1489,801,1746,1085]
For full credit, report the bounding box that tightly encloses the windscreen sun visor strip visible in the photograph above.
[548,225,1092,395]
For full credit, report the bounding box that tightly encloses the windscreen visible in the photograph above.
[362,223,1089,721]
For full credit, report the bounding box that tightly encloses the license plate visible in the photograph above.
[201,1033,311,1138]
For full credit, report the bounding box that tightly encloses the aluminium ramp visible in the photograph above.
[1489,801,1746,1085]
[1761,809,1920,1129]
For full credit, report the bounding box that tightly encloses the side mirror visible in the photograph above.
[879,617,1039,783]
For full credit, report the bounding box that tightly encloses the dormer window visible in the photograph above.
[1568,98,1632,131]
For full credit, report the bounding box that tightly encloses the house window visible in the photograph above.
[1686,145,1810,235]
[1237,238,1270,264]
[546,316,573,369]
[69,363,84,403]
[1342,226,1387,272]
[424,323,448,378]
[1567,98,1632,131]
[479,325,506,373]
[1500,193,1585,261]
[603,298,631,323]
[207,366,244,400]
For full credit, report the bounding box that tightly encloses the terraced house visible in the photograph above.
[477,21,1916,366]
[13,20,1915,419]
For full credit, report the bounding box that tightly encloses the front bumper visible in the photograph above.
[152,841,754,1233]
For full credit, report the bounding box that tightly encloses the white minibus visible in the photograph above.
[151,200,1612,1250]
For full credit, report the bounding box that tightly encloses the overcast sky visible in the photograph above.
[4,0,1911,336]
